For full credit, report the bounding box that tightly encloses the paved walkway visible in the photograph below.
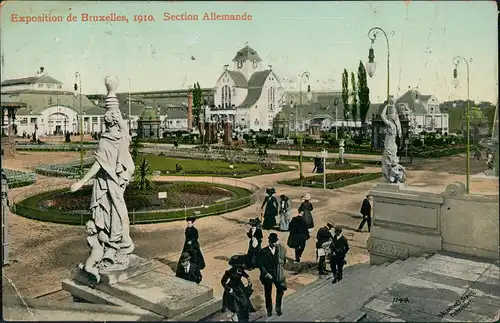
[2,153,498,314]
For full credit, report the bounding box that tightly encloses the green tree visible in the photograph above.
[132,158,154,191]
[130,136,143,162]
[350,71,358,127]
[192,82,203,134]
[357,61,371,134]
[341,69,350,126]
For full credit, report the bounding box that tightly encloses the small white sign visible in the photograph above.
[321,150,328,158]
[158,192,167,199]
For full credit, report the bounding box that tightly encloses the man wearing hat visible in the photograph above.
[175,252,202,284]
[258,233,287,317]
[330,227,349,284]
[316,222,334,275]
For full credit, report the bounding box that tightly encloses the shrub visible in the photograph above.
[279,171,381,188]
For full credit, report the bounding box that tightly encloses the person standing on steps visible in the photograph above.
[278,193,292,231]
[259,233,287,318]
[179,217,206,271]
[287,210,310,263]
[330,227,349,284]
[316,222,334,275]
[221,255,256,322]
[357,195,372,232]
[261,188,279,230]
[298,193,314,233]
[245,218,263,270]
[175,252,202,284]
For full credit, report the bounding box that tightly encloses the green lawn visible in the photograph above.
[138,154,291,178]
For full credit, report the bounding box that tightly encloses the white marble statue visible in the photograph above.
[338,139,345,164]
[380,101,406,183]
[71,76,136,280]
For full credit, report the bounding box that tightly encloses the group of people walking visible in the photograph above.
[173,189,372,322]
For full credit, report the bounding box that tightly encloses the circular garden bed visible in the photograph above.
[278,171,381,189]
[12,181,255,225]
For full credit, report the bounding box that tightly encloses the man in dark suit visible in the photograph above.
[330,227,349,284]
[175,252,202,284]
[357,195,372,232]
[259,233,287,317]
[316,222,334,275]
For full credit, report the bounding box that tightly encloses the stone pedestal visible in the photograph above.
[368,183,444,265]
[62,255,222,321]
[223,121,232,145]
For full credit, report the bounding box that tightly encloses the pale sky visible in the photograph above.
[1,1,498,103]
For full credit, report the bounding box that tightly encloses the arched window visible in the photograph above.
[268,87,275,111]
[221,85,231,107]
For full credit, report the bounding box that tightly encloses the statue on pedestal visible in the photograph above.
[380,101,406,183]
[338,139,345,164]
[70,76,136,283]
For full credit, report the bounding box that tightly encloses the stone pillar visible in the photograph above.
[187,92,193,131]
[223,120,232,145]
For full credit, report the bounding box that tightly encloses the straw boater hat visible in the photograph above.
[302,193,311,201]
[326,222,334,229]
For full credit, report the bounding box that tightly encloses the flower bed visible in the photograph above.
[278,155,380,165]
[278,171,381,189]
[3,169,36,188]
[410,145,467,158]
[326,162,365,170]
[12,182,256,225]
[15,143,96,152]
[34,158,94,179]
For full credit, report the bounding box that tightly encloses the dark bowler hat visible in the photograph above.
[228,254,247,267]
[180,252,191,262]
[334,227,343,233]
[186,216,196,223]
[268,232,279,243]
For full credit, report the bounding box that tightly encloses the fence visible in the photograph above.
[11,177,260,226]
[2,169,37,188]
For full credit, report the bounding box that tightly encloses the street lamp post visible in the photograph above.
[333,98,339,140]
[452,56,471,194]
[128,78,132,134]
[299,72,311,133]
[74,72,83,179]
[366,27,392,103]
[297,134,304,187]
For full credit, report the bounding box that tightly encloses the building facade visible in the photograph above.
[1,70,105,136]
[212,45,286,131]
[395,89,449,134]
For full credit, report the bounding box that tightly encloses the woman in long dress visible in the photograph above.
[279,194,292,231]
[179,216,206,270]
[70,108,135,264]
[245,218,263,270]
[287,211,310,263]
[261,188,278,230]
[221,255,256,322]
[298,193,314,233]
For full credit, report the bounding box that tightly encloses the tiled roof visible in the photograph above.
[1,74,63,86]
[1,94,27,107]
[226,70,248,88]
[396,90,428,114]
[237,70,272,108]
[165,108,188,119]
[11,92,100,115]
[232,45,262,62]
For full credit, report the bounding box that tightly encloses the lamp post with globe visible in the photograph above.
[452,56,471,193]
[365,27,392,103]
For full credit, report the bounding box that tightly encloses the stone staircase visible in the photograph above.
[265,256,428,322]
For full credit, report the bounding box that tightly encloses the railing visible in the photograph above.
[2,168,37,188]
[11,177,260,225]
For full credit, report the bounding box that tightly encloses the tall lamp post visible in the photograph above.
[74,72,83,179]
[128,77,132,134]
[365,27,392,103]
[297,133,304,187]
[299,72,311,133]
[452,56,471,194]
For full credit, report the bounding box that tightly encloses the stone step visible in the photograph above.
[273,264,386,321]
[61,279,162,319]
[339,309,367,322]
[274,258,425,321]
[2,296,161,321]
[311,257,426,321]
[168,297,223,322]
[282,263,372,305]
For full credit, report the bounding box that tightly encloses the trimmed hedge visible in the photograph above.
[279,155,380,166]
[12,182,255,225]
[3,169,36,188]
[326,163,365,170]
[278,171,382,189]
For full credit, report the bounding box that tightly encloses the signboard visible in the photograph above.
[158,192,167,199]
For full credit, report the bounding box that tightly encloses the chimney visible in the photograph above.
[187,91,193,130]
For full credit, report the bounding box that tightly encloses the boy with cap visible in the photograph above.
[175,252,202,284]
[330,227,349,284]
[258,233,287,317]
